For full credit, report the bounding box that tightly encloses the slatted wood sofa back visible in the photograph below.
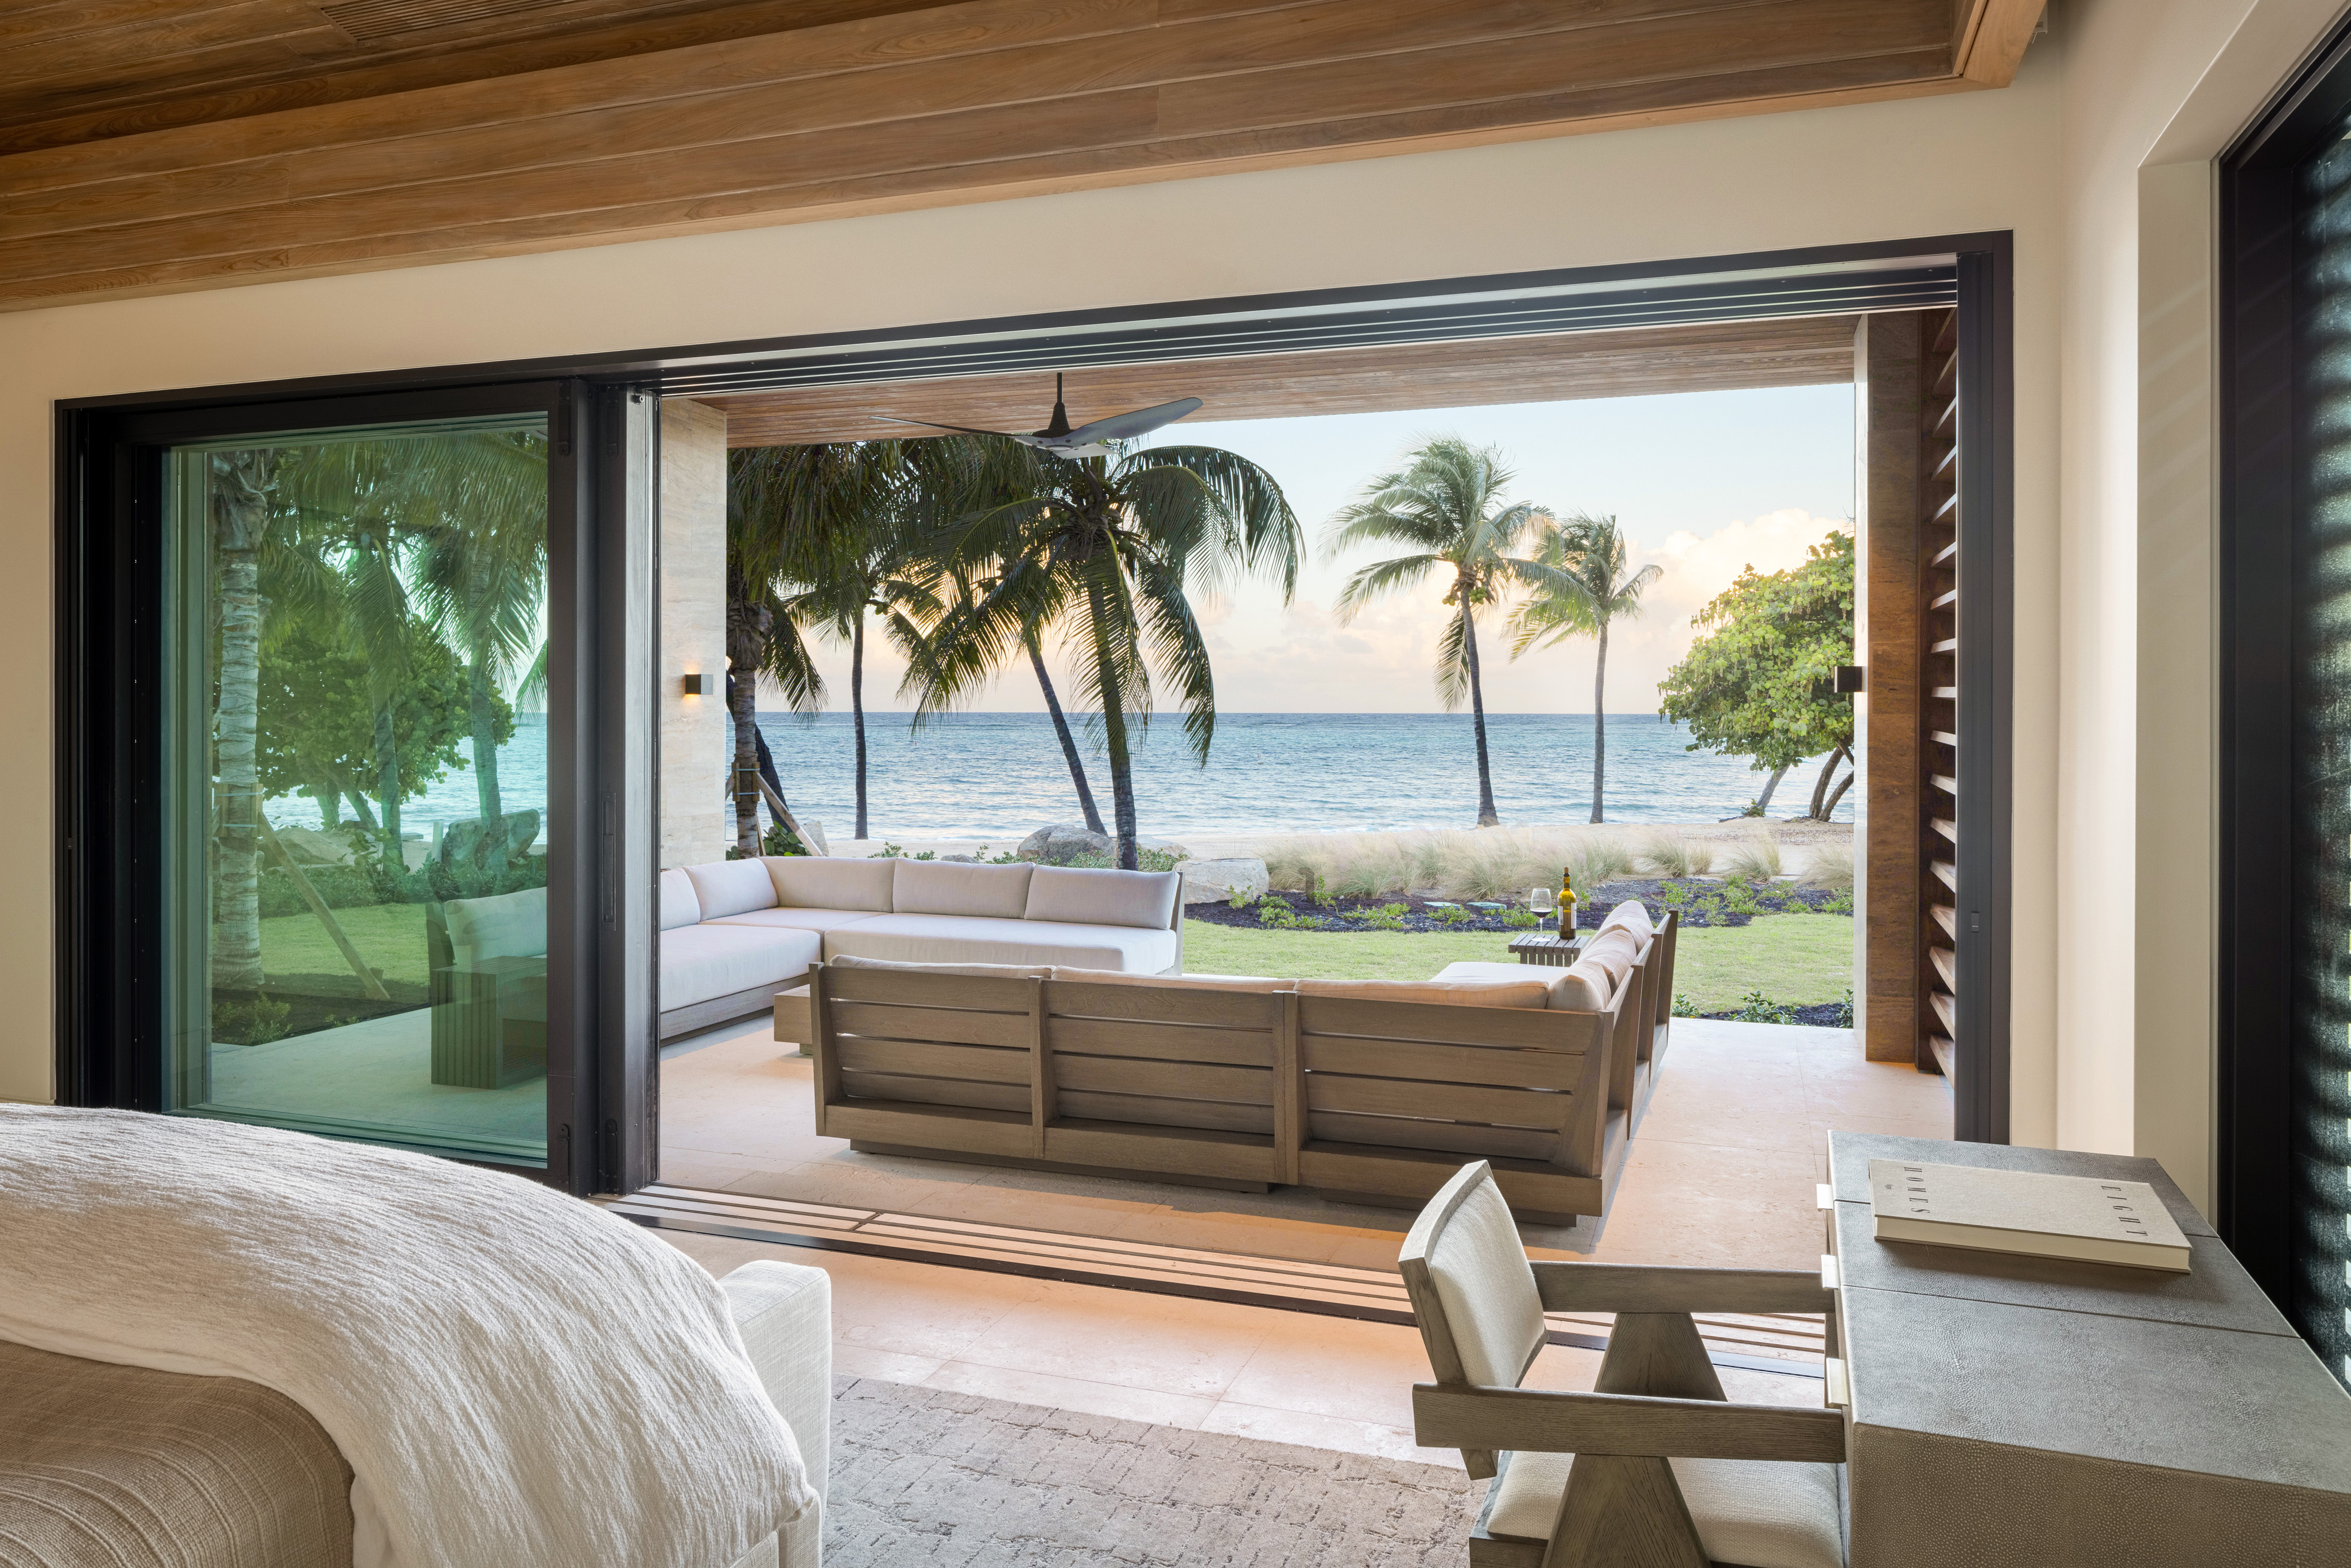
[805,912,1677,1224]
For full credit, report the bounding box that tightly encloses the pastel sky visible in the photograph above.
[787,381,1856,715]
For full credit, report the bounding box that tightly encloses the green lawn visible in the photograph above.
[254,901,433,988]
[1181,913,1852,1011]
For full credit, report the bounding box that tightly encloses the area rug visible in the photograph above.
[825,1377,1479,1566]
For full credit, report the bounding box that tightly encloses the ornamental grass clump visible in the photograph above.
[1262,826,1643,903]
[1722,828,1783,883]
[1801,840,1856,889]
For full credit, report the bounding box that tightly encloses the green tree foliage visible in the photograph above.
[1657,531,1855,816]
[255,617,506,840]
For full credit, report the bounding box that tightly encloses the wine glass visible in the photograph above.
[1530,887,1554,930]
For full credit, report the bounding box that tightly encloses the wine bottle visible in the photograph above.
[1558,864,1578,936]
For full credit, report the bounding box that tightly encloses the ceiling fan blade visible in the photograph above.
[1061,397,1203,445]
[867,414,1030,440]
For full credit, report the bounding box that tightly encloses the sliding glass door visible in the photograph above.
[61,379,657,1191]
[160,414,553,1163]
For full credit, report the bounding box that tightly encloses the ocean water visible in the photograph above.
[750,712,1849,840]
[259,710,1849,842]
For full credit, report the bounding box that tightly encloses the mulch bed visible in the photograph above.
[1186,876,1852,934]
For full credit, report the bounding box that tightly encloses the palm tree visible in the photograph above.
[1025,629,1107,836]
[727,447,831,855]
[210,451,276,989]
[1325,438,1565,828]
[910,436,1301,870]
[1508,513,1662,823]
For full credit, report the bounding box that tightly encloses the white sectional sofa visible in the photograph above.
[656,855,1184,1040]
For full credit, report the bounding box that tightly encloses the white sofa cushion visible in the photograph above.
[1487,1449,1845,1568]
[823,914,1178,972]
[707,907,890,934]
[1426,1173,1546,1387]
[1430,961,1607,1012]
[1564,956,1621,1009]
[1295,976,1550,1009]
[1050,967,1295,993]
[659,925,819,1012]
[684,859,781,920]
[892,860,1034,919]
[1023,865,1181,930]
[1580,927,1643,983]
[659,868,703,932]
[825,954,1053,979]
[446,886,547,962]
[767,856,895,913]
[1598,899,1654,939]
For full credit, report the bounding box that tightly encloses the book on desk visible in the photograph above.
[1868,1158,2193,1272]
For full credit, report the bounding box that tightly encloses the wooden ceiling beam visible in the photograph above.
[1953,0,2043,88]
[708,315,1863,449]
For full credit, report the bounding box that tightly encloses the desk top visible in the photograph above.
[1827,1131,2351,1496]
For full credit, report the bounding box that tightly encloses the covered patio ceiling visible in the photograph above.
[709,313,1861,448]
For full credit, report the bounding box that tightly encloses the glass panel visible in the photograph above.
[162,416,551,1166]
[2295,127,2351,1386]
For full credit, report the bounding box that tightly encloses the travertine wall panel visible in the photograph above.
[662,398,730,870]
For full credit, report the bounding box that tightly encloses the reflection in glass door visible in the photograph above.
[161,416,552,1165]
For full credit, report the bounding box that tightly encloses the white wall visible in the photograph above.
[0,51,2071,1110]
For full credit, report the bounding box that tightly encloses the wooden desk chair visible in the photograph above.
[1401,1161,1848,1568]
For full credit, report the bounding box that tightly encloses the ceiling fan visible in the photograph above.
[874,374,1201,459]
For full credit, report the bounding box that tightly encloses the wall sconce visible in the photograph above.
[681,673,708,696]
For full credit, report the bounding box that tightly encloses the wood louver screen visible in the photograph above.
[1918,306,1961,1080]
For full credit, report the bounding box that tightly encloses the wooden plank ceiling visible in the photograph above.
[0,1,2043,312]
[711,314,1862,447]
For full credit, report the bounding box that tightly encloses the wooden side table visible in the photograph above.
[430,954,547,1089]
[1506,931,1587,966]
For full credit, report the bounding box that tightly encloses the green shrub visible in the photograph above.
[1718,876,1763,917]
[1360,902,1408,930]
[1830,988,1855,1028]
[1660,882,1688,907]
[1671,993,1701,1019]
[1502,909,1541,929]
[1729,990,1801,1025]
[213,992,292,1046]
[1819,888,1855,914]
[866,842,907,859]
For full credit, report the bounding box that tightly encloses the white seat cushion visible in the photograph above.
[707,907,890,934]
[684,859,781,919]
[822,914,1178,972]
[1486,1449,1844,1568]
[1294,976,1550,1009]
[1430,961,1607,1012]
[825,954,1053,979]
[659,924,820,1011]
[1425,1174,1546,1387]
[766,856,895,913]
[1051,967,1294,993]
[1598,899,1655,940]
[1023,865,1181,930]
[892,860,1034,918]
[446,886,547,963]
[659,868,703,932]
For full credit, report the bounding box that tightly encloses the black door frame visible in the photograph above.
[53,233,2016,1194]
[54,378,657,1196]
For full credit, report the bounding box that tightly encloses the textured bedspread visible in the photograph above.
[0,1340,352,1568]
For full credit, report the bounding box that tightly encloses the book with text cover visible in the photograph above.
[1868,1159,2192,1272]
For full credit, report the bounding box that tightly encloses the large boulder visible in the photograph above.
[1045,825,1115,864]
[1015,826,1056,862]
[1178,856,1269,905]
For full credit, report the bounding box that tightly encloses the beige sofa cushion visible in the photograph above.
[824,914,1178,972]
[659,868,703,932]
[766,855,895,913]
[1425,1173,1546,1388]
[446,885,546,962]
[1051,967,1295,993]
[1580,926,1644,982]
[706,907,888,934]
[660,924,819,1011]
[684,859,779,920]
[892,860,1034,919]
[1295,977,1550,1009]
[1023,865,1181,930]
[1430,960,1607,1012]
[1564,956,1621,1009]
[825,954,1052,979]
[1598,899,1654,939]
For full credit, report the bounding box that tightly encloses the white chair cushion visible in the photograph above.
[659,924,820,1011]
[824,954,1053,979]
[659,868,703,932]
[1023,865,1181,930]
[1426,1175,1546,1387]
[1579,927,1643,984]
[1050,967,1295,993]
[823,914,1177,972]
[445,886,547,963]
[766,856,896,913]
[1295,977,1550,1009]
[1486,1449,1845,1568]
[684,859,780,920]
[1430,961,1608,1012]
[1563,957,1621,1010]
[705,907,890,934]
[892,860,1035,918]
[1598,899,1654,940]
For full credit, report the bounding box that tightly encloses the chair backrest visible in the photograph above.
[1398,1160,1546,1479]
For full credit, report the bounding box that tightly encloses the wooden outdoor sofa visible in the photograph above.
[784,905,1678,1225]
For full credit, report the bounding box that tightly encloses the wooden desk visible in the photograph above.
[1825,1131,2351,1566]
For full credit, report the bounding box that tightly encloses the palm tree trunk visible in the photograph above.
[372,700,402,870]
[1086,583,1141,870]
[467,657,503,820]
[1030,639,1105,835]
[1807,742,1850,821]
[213,534,266,991]
[1462,603,1500,827]
[726,668,762,856]
[851,614,869,842]
[1589,619,1608,824]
